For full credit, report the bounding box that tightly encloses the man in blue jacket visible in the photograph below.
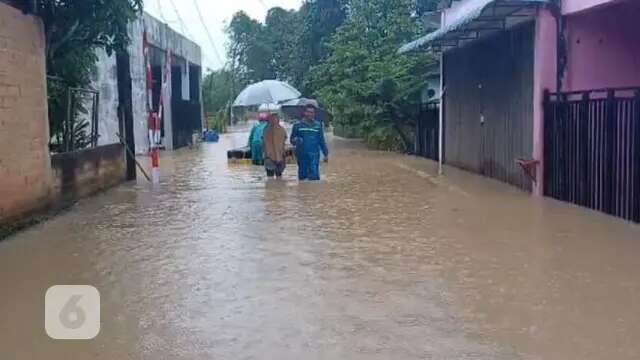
[290,104,329,181]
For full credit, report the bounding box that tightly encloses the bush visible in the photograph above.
[206,110,229,133]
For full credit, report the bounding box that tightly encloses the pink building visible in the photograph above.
[401,0,640,222]
[562,0,640,91]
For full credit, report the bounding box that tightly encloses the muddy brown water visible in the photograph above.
[1,129,640,359]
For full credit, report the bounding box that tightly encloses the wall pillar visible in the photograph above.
[163,54,174,151]
[116,51,137,181]
[532,8,558,196]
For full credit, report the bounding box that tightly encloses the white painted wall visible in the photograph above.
[89,12,201,154]
[127,17,152,154]
[180,58,190,101]
[93,49,120,146]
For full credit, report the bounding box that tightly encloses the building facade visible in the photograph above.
[93,12,203,154]
[0,2,127,235]
[401,0,640,221]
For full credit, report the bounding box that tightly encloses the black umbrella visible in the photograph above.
[280,98,333,124]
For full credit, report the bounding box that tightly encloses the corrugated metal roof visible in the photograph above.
[399,0,550,53]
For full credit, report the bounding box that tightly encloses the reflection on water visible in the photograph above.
[1,128,640,359]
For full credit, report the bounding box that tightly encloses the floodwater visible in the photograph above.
[1,128,640,360]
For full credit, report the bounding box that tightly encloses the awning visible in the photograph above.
[399,0,550,53]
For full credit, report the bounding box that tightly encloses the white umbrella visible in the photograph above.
[232,80,302,107]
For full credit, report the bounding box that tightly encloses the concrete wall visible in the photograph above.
[91,12,202,154]
[143,13,201,67]
[532,9,558,196]
[0,3,51,222]
[532,1,640,195]
[563,1,640,92]
[50,144,126,204]
[0,3,128,237]
[128,17,153,154]
[93,49,121,146]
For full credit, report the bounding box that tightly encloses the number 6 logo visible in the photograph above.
[45,286,100,340]
[59,295,86,330]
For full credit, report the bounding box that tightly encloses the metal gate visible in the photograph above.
[544,88,640,222]
[415,102,440,160]
[47,77,100,153]
[443,23,535,190]
[172,99,202,149]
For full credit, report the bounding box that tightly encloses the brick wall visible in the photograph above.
[0,2,51,221]
[0,3,127,238]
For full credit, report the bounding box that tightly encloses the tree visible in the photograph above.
[310,0,437,150]
[264,7,301,82]
[202,69,233,115]
[295,0,346,92]
[38,0,143,151]
[221,0,438,151]
[225,1,346,94]
[226,11,274,86]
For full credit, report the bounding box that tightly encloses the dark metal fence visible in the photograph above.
[415,102,440,160]
[544,87,640,222]
[48,77,100,153]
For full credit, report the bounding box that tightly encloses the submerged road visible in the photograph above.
[1,129,640,359]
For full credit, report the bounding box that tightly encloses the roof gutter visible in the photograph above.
[399,0,551,54]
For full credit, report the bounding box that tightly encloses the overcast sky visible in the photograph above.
[144,0,303,72]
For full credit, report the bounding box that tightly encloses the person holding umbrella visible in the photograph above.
[290,104,329,181]
[262,105,287,178]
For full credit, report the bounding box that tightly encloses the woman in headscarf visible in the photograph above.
[262,107,287,178]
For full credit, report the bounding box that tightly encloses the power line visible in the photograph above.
[191,0,226,68]
[167,0,195,40]
[156,0,170,23]
[154,0,188,30]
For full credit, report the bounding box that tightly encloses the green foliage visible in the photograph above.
[47,80,99,153]
[225,1,346,92]
[206,109,229,134]
[295,0,346,92]
[220,0,438,151]
[202,69,233,115]
[226,11,274,86]
[264,7,302,81]
[310,0,437,150]
[39,0,143,152]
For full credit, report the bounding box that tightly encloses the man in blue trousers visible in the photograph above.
[290,104,329,181]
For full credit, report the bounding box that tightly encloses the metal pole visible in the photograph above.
[438,52,444,175]
[93,93,100,147]
[66,88,73,152]
[116,133,152,182]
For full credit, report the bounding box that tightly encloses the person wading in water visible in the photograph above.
[290,104,329,181]
[248,113,268,165]
[262,106,287,178]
